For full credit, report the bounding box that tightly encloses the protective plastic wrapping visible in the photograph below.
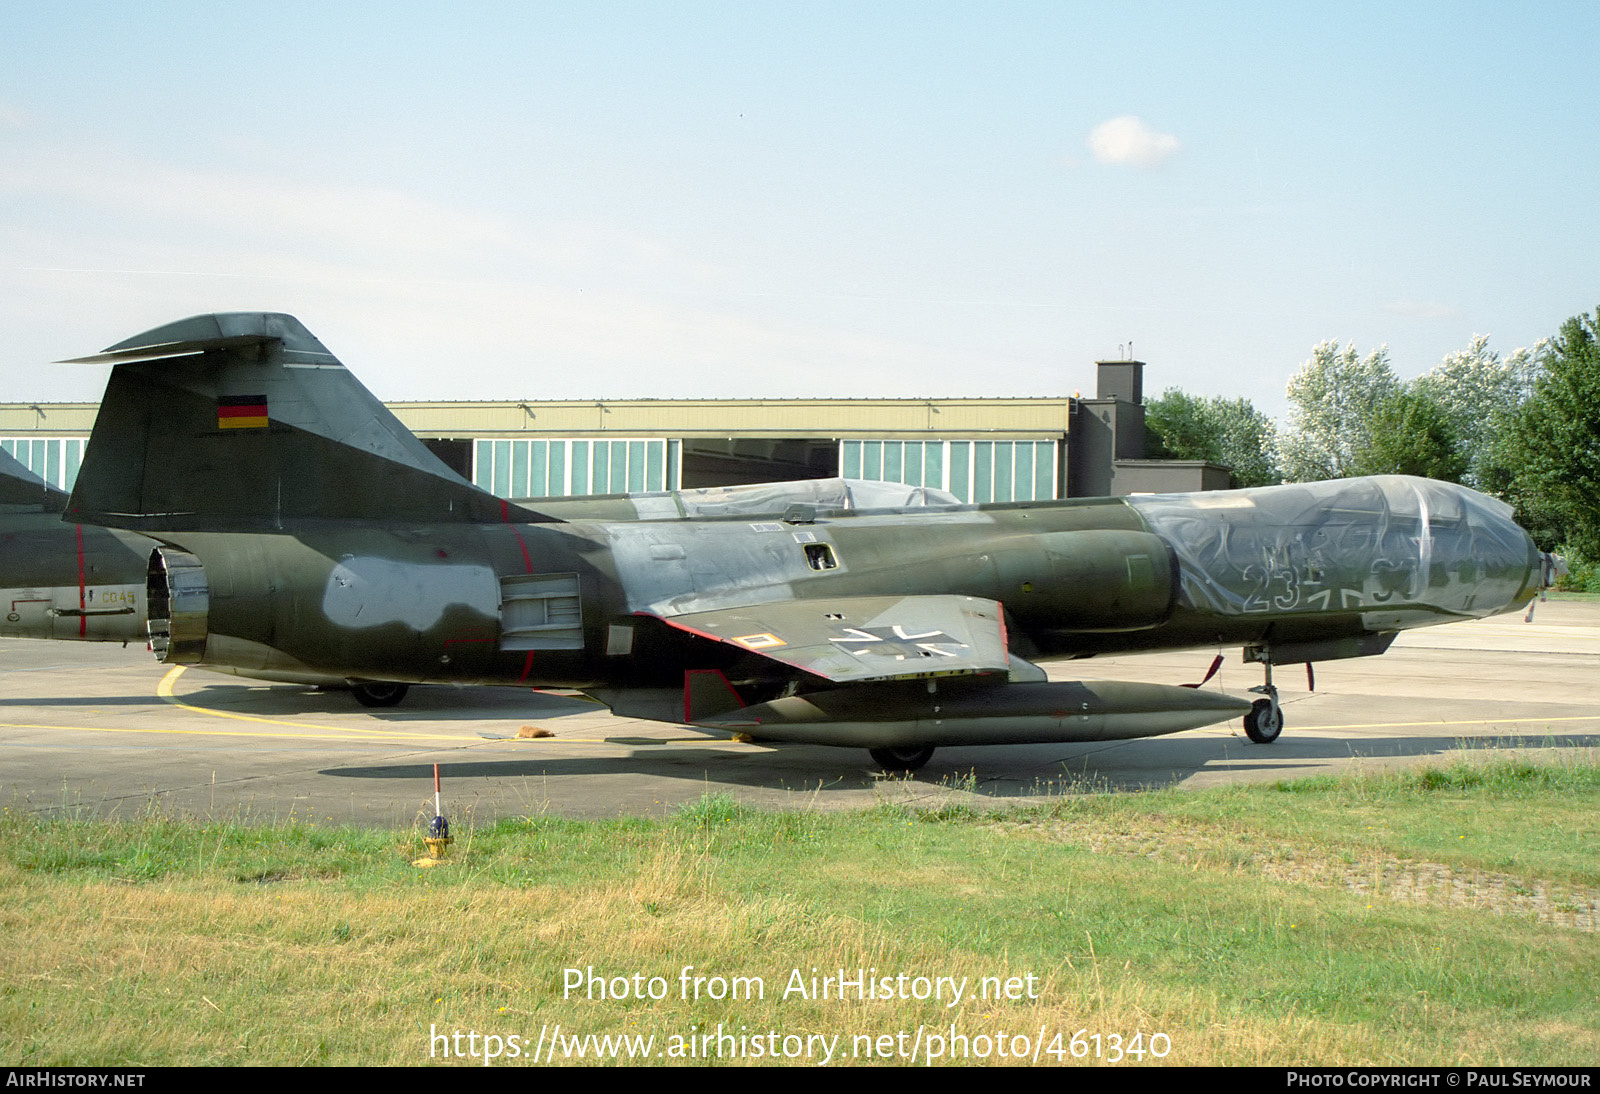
[1125,476,1536,620]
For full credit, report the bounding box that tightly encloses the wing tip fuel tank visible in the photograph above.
[698,679,1254,747]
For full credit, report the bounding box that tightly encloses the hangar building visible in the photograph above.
[0,359,1230,501]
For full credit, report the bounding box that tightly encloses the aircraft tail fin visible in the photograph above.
[63,313,555,531]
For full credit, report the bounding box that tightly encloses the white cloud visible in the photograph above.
[1087,115,1180,168]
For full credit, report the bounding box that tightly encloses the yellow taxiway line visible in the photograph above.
[146,666,461,740]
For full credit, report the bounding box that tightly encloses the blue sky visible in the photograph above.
[3,2,1595,418]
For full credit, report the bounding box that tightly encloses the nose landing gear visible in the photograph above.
[1241,650,1283,744]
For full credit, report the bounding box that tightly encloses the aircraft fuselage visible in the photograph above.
[146,476,1542,695]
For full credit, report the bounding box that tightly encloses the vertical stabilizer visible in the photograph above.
[62,313,552,531]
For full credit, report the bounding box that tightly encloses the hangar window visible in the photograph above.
[0,437,85,491]
[840,439,1057,503]
[474,438,679,498]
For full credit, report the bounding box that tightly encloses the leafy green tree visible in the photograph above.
[1353,388,1467,481]
[1277,341,1400,482]
[1412,334,1540,490]
[1144,388,1279,487]
[1503,308,1600,555]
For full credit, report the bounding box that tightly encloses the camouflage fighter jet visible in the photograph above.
[60,313,1546,769]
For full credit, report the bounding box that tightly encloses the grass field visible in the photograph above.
[3,755,1596,1066]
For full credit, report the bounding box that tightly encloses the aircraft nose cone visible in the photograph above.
[1451,482,1545,611]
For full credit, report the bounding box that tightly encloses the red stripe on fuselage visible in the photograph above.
[74,523,86,637]
[501,498,534,572]
[500,500,536,684]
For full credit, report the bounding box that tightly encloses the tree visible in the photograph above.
[1144,389,1279,487]
[1503,308,1600,556]
[1277,341,1400,482]
[1352,388,1466,481]
[1411,334,1541,490]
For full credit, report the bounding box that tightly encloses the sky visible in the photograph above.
[2,2,1595,419]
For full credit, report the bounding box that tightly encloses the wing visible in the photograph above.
[604,593,1251,745]
[647,594,1011,684]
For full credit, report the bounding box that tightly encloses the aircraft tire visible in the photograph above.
[350,681,411,708]
[869,745,935,771]
[1243,698,1283,744]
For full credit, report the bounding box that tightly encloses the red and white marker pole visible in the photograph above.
[427,762,450,846]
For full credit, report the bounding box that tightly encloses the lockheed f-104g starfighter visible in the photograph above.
[59,313,1546,769]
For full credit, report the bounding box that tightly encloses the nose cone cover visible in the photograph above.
[1125,476,1541,621]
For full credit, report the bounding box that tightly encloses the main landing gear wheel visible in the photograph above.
[350,681,410,708]
[1243,697,1283,744]
[869,745,936,772]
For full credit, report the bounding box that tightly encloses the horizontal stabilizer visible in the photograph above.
[63,313,555,531]
[60,331,279,367]
[652,594,1012,684]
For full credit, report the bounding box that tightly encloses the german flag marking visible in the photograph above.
[217,394,268,430]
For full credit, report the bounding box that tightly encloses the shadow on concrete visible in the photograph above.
[0,694,181,708]
[167,682,600,721]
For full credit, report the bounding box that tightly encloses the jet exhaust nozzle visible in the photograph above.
[146,547,209,664]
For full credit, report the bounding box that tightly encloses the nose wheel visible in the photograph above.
[1242,650,1283,744]
[1243,696,1283,743]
